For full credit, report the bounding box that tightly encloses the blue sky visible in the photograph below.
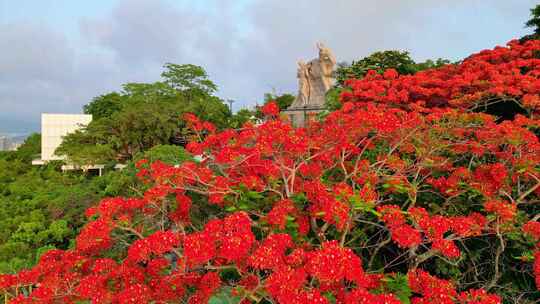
[0,0,537,134]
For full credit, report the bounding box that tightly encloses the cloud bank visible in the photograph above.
[0,0,536,133]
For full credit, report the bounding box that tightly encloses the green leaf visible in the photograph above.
[323,292,337,304]
[225,206,237,212]
[208,287,241,304]
[383,273,412,304]
[246,191,263,200]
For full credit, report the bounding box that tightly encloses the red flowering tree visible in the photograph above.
[2,39,540,303]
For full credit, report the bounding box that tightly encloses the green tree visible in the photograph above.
[83,92,124,120]
[263,93,295,111]
[0,165,88,273]
[58,103,182,163]
[121,82,177,101]
[526,4,540,36]
[229,109,256,129]
[134,145,193,166]
[253,93,296,119]
[0,133,41,163]
[55,140,115,166]
[0,74,206,274]
[161,63,218,95]
[335,50,416,85]
[335,50,450,86]
[58,64,231,164]
[414,58,452,71]
[16,133,40,161]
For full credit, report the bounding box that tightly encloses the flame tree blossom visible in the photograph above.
[3,39,540,303]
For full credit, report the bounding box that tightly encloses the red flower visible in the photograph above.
[127,231,180,263]
[432,239,461,259]
[524,221,540,240]
[383,68,399,80]
[267,199,297,230]
[183,232,216,267]
[305,241,365,284]
[262,101,280,116]
[391,225,423,248]
[484,200,516,222]
[249,234,293,270]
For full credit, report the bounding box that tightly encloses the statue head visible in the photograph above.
[317,43,336,65]
[316,42,336,76]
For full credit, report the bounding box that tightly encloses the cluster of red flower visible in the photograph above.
[378,205,486,259]
[409,270,502,304]
[2,38,540,303]
[341,39,540,113]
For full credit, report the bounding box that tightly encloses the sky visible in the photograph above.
[0,0,537,134]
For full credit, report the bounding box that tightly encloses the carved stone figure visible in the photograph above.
[317,42,337,92]
[296,60,310,106]
[289,43,336,108]
[286,43,336,126]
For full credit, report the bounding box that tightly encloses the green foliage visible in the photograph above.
[253,92,296,119]
[83,92,124,120]
[334,50,450,87]
[208,288,241,304]
[59,63,230,164]
[121,81,177,100]
[335,51,416,85]
[0,165,83,273]
[55,138,115,166]
[325,87,344,111]
[228,109,256,129]
[12,133,41,163]
[413,58,452,71]
[382,274,412,304]
[0,135,196,273]
[161,63,218,95]
[134,145,193,166]
[526,4,540,36]
[96,103,184,161]
[0,164,124,273]
[264,92,295,110]
[0,170,100,273]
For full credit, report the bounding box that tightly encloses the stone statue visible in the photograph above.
[289,43,336,109]
[317,42,337,92]
[296,60,310,106]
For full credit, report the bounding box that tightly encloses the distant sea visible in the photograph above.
[10,134,29,144]
[0,133,29,148]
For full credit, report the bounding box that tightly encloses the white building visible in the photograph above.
[32,113,92,165]
[0,136,8,151]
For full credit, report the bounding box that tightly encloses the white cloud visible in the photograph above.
[0,0,537,133]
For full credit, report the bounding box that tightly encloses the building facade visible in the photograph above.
[33,113,92,163]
